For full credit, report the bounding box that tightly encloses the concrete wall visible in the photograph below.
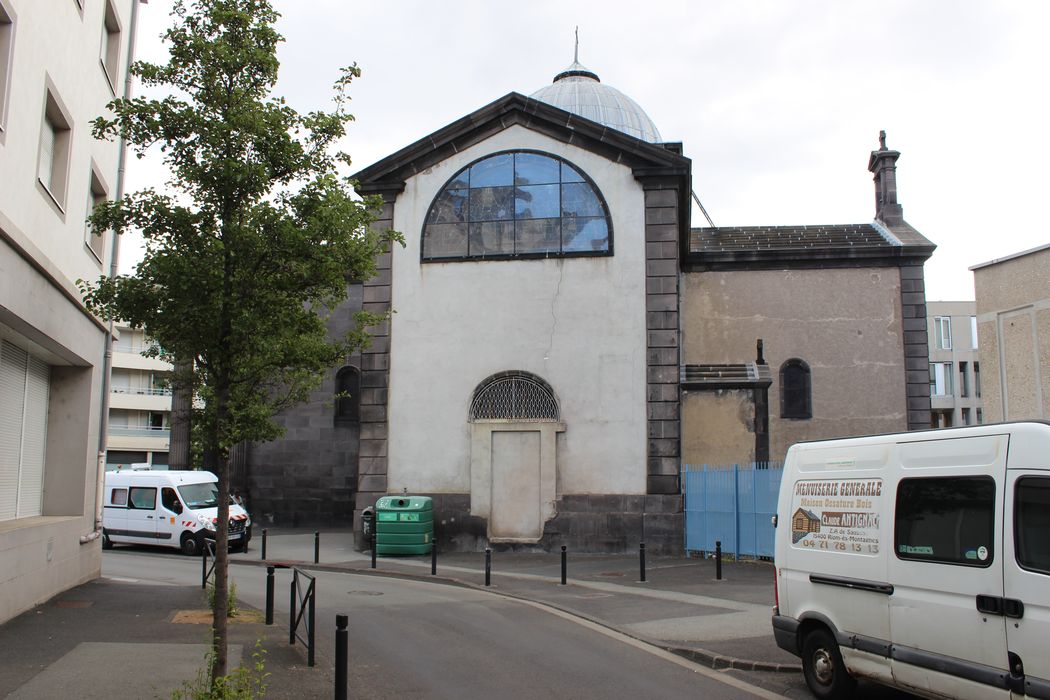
[0,0,136,623]
[974,246,1050,422]
[387,125,649,500]
[681,389,756,465]
[681,267,908,460]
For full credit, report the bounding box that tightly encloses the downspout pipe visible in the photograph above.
[83,0,142,545]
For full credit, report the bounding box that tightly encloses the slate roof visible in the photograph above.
[686,221,934,271]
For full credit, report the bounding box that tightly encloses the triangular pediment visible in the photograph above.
[352,92,691,196]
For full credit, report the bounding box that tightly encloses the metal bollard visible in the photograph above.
[265,566,275,625]
[314,531,320,564]
[307,584,316,668]
[261,528,267,560]
[431,542,437,576]
[370,529,377,569]
[715,540,723,581]
[335,614,348,700]
[484,548,491,586]
[289,578,296,645]
[560,545,567,585]
[639,541,647,583]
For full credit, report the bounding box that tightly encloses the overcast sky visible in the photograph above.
[123,1,1050,300]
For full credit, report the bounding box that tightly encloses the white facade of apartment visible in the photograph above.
[0,0,139,624]
[106,323,171,469]
[927,300,984,428]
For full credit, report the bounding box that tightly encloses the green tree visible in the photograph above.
[80,0,398,685]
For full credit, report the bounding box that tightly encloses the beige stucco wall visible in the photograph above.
[681,390,756,465]
[0,0,135,623]
[973,246,1050,421]
[681,267,909,461]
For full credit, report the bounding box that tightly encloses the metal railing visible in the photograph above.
[290,568,316,667]
[111,386,173,396]
[108,426,171,438]
[201,540,216,589]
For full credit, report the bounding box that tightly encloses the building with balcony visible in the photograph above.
[927,301,984,428]
[971,244,1050,422]
[106,323,171,470]
[0,0,142,623]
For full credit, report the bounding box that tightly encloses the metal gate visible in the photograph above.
[682,462,783,558]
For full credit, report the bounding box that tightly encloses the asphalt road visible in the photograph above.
[102,547,918,699]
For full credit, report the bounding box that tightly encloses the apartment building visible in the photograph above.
[106,323,171,470]
[972,244,1050,422]
[927,300,984,428]
[0,0,141,623]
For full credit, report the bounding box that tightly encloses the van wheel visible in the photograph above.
[101,530,113,550]
[180,532,202,556]
[802,628,856,700]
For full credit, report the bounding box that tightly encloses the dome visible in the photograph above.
[530,60,662,143]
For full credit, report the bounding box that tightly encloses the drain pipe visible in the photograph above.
[83,0,143,545]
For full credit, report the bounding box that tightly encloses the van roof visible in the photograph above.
[789,419,1050,450]
[106,470,217,483]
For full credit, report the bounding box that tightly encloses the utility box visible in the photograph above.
[375,496,433,555]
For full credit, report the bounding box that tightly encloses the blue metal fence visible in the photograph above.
[682,462,784,558]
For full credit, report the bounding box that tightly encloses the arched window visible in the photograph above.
[422,150,612,261]
[780,359,812,420]
[469,371,560,422]
[334,366,361,425]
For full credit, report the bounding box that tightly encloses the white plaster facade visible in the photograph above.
[0,0,138,624]
[386,126,649,538]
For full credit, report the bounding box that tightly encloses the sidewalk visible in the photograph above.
[0,573,329,700]
[0,528,799,699]
[240,528,801,672]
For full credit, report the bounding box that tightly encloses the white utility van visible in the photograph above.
[773,422,1050,700]
[102,470,251,555]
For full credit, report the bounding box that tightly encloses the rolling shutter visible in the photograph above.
[0,341,50,521]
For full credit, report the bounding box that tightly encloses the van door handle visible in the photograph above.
[976,594,1003,615]
[976,595,1025,618]
[1003,598,1025,619]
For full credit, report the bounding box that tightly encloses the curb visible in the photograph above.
[232,556,802,675]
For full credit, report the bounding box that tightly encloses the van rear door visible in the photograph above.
[887,435,1010,699]
[1004,472,1050,699]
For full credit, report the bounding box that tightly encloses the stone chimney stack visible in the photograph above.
[867,130,904,225]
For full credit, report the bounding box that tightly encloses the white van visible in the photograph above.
[102,470,252,556]
[772,421,1050,700]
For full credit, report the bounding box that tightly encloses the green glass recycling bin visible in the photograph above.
[375,496,433,555]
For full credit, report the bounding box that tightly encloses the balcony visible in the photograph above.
[107,426,170,450]
[109,386,173,412]
[112,343,171,371]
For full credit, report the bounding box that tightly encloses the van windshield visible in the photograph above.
[178,483,219,509]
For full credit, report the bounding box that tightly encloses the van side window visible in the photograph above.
[110,488,128,506]
[128,487,157,510]
[161,487,182,514]
[895,476,995,567]
[1015,477,1050,575]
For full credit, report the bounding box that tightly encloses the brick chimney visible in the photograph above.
[867,130,904,225]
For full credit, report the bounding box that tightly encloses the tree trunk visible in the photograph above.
[209,398,231,685]
[169,357,193,469]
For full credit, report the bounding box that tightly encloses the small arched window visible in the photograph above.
[334,366,361,425]
[469,371,560,422]
[422,150,612,261]
[780,359,812,420]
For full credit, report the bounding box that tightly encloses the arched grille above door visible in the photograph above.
[469,371,560,422]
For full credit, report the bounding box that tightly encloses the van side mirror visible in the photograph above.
[771,515,778,528]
